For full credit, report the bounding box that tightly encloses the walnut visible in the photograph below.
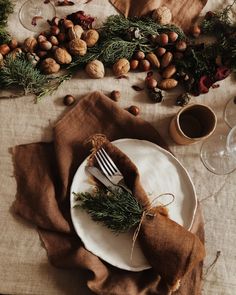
[41,58,60,74]
[82,29,99,47]
[85,60,105,79]
[54,48,72,64]
[152,6,172,25]
[113,58,130,76]
[69,38,87,56]
[68,25,84,40]
[23,37,38,53]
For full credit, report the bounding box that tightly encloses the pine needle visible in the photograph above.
[73,188,143,233]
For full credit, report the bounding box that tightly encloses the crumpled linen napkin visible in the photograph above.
[109,0,207,30]
[12,91,205,295]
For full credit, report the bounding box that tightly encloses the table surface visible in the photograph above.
[0,0,236,294]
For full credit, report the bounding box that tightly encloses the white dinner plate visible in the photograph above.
[70,139,197,271]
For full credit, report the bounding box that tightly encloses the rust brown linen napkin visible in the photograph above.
[109,0,207,30]
[12,91,204,295]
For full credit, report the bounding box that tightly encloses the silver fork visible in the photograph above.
[95,148,132,194]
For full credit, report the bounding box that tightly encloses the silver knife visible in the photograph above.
[85,166,118,190]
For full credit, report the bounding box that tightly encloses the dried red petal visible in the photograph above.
[31,16,43,26]
[212,84,220,89]
[57,0,74,6]
[198,76,213,94]
[66,10,94,29]
[215,66,231,81]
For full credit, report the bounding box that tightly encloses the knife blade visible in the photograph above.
[85,166,117,190]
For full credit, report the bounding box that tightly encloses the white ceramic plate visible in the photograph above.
[70,139,197,271]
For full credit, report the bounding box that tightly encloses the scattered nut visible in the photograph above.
[49,36,59,46]
[0,44,10,55]
[82,29,99,47]
[176,40,187,51]
[50,25,60,36]
[158,78,178,90]
[26,52,40,67]
[152,6,172,24]
[0,53,4,67]
[162,64,177,78]
[85,59,105,78]
[128,105,140,116]
[168,31,178,43]
[130,59,139,70]
[51,16,60,26]
[110,90,121,101]
[113,58,130,76]
[8,38,18,50]
[69,38,87,56]
[68,25,84,40]
[41,57,60,74]
[156,47,166,57]
[133,50,145,60]
[156,33,169,46]
[63,94,75,106]
[146,77,158,88]
[161,52,173,68]
[146,52,160,68]
[139,59,151,71]
[40,41,52,51]
[38,35,47,43]
[62,19,74,29]
[8,48,22,59]
[23,37,37,53]
[54,47,72,64]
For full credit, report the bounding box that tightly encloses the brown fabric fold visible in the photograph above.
[12,91,205,295]
[109,0,207,30]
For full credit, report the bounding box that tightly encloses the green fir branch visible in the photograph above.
[73,188,143,233]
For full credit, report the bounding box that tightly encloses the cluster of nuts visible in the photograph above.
[0,38,21,66]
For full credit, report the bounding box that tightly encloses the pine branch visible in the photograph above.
[73,188,143,233]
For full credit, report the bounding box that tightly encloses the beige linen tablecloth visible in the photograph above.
[0,0,236,294]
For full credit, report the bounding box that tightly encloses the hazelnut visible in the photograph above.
[128,105,140,116]
[49,36,59,46]
[152,6,172,24]
[146,77,158,88]
[85,60,105,78]
[40,41,52,51]
[130,59,139,70]
[9,48,22,59]
[168,31,178,43]
[156,47,166,57]
[63,94,75,106]
[26,52,40,67]
[38,35,47,43]
[54,48,72,64]
[51,26,60,36]
[63,19,74,29]
[156,33,168,46]
[41,58,60,74]
[139,59,151,71]
[110,90,121,101]
[191,24,201,38]
[69,38,87,56]
[113,58,130,76]
[37,51,48,58]
[133,50,145,60]
[82,29,99,47]
[68,25,84,40]
[0,44,10,55]
[176,40,187,51]
[8,38,18,50]
[23,37,38,53]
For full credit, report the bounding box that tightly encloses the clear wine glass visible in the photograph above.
[19,0,56,33]
[224,97,236,128]
[200,125,236,175]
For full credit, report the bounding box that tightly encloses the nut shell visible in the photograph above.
[23,37,37,53]
[41,58,60,74]
[130,59,139,70]
[161,52,173,68]
[69,38,87,56]
[128,105,140,116]
[54,48,72,64]
[152,6,172,24]
[158,78,178,90]
[40,41,52,51]
[85,60,105,79]
[68,25,84,40]
[162,64,176,79]
[146,52,160,68]
[8,38,18,50]
[83,29,99,47]
[113,58,130,76]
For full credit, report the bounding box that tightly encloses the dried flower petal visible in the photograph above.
[57,0,74,6]
[67,11,95,29]
[31,16,43,26]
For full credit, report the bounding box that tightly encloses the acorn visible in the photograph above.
[49,36,59,46]
[139,59,151,71]
[38,35,47,43]
[63,94,76,106]
[50,26,60,36]
[133,50,145,60]
[156,47,166,57]
[128,105,140,116]
[146,77,158,89]
[40,41,52,51]
[130,59,139,70]
[0,44,10,55]
[156,33,169,46]
[8,38,18,50]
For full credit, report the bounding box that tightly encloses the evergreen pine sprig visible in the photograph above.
[0,54,71,101]
[73,188,143,233]
[0,0,14,44]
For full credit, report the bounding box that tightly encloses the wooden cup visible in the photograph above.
[169,104,217,145]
